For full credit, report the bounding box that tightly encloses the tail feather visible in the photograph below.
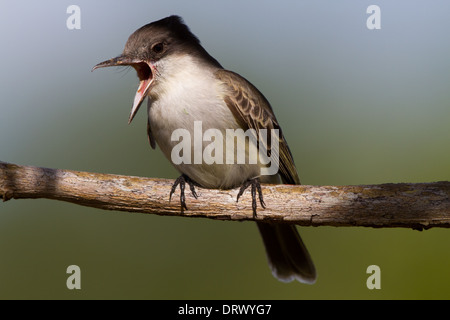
[257,222,316,284]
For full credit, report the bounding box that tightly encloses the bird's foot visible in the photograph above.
[236,177,266,218]
[169,174,198,212]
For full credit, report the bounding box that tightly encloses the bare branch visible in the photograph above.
[1,161,449,230]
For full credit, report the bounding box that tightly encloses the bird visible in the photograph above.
[93,15,316,284]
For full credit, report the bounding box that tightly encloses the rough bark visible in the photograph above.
[1,161,449,230]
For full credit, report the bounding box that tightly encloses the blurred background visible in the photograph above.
[1,0,449,299]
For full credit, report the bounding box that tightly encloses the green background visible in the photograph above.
[1,0,449,299]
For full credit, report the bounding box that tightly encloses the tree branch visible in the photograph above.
[1,161,449,230]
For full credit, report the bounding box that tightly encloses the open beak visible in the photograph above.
[92,55,155,124]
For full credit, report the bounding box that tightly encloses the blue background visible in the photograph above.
[1,1,449,299]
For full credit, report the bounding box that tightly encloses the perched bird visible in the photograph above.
[93,15,316,284]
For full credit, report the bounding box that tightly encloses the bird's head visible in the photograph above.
[92,15,204,124]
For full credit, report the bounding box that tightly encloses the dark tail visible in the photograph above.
[257,222,316,284]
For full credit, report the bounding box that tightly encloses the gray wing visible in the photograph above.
[215,69,300,185]
[147,116,156,149]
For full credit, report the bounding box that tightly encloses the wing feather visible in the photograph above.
[215,69,300,185]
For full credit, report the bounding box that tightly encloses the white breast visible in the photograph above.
[147,54,261,189]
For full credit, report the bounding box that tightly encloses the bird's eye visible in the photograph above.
[152,42,164,53]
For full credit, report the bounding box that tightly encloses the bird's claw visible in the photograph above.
[169,174,198,212]
[236,177,265,218]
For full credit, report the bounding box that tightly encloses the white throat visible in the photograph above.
[146,54,260,188]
